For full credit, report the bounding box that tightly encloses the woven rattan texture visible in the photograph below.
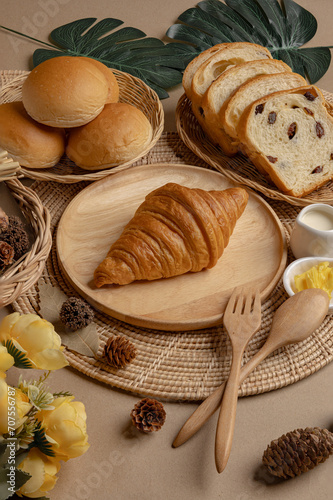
[11,133,333,401]
[0,70,164,183]
[0,178,52,307]
[176,91,333,207]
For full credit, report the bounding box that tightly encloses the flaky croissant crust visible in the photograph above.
[94,183,248,287]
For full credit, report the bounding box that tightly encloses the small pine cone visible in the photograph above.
[0,241,14,270]
[0,216,29,259]
[104,336,136,369]
[59,296,95,331]
[262,427,333,479]
[131,398,166,433]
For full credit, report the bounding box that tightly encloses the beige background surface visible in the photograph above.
[1,1,333,499]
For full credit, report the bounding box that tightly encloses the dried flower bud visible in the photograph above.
[59,297,95,331]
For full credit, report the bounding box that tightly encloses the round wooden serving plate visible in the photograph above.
[56,163,287,331]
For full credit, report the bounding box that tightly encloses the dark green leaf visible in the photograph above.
[3,340,33,369]
[198,0,267,45]
[248,0,285,45]
[295,46,332,83]
[178,8,240,42]
[166,0,332,84]
[283,0,317,46]
[30,17,185,98]
[28,422,55,458]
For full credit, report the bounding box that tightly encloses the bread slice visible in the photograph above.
[221,72,307,144]
[190,42,272,113]
[182,44,228,99]
[237,86,333,197]
[199,59,292,155]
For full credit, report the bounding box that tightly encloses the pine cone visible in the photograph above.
[262,427,333,479]
[0,241,14,271]
[0,216,29,259]
[104,336,136,368]
[131,398,166,433]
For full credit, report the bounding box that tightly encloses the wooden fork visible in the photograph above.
[215,287,261,473]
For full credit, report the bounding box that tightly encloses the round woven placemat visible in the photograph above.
[11,133,333,401]
[0,69,164,183]
[176,91,333,207]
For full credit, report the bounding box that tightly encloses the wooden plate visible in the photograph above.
[56,163,287,331]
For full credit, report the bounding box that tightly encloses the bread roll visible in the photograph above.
[66,102,152,170]
[79,57,119,104]
[22,56,109,128]
[0,101,65,169]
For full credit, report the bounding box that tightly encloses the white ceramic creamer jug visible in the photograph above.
[290,204,333,259]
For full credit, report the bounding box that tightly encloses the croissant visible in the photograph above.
[94,182,248,287]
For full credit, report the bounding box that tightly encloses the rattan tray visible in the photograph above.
[0,69,164,183]
[176,91,333,207]
[11,133,333,401]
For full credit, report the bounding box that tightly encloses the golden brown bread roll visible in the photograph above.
[22,56,109,128]
[79,57,119,104]
[0,101,65,169]
[66,102,153,170]
[94,183,248,287]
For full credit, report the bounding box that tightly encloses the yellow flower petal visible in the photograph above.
[31,348,68,370]
[0,312,20,342]
[0,345,14,372]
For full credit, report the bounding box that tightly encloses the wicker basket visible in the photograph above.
[176,91,333,207]
[0,69,164,183]
[0,155,52,306]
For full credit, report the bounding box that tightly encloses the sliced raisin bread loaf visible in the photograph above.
[182,44,228,99]
[190,42,272,114]
[237,86,333,197]
[199,59,292,155]
[220,72,307,149]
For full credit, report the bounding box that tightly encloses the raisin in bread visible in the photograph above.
[190,42,272,114]
[199,59,292,155]
[220,72,307,148]
[182,44,228,99]
[237,86,333,197]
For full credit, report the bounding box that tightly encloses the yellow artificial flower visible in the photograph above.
[0,378,32,435]
[36,396,89,461]
[17,448,61,498]
[0,344,14,377]
[0,312,68,370]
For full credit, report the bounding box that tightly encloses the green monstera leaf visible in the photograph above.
[1,18,185,99]
[166,0,332,83]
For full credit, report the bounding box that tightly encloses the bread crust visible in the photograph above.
[0,101,65,169]
[237,86,333,197]
[22,56,109,128]
[66,102,152,170]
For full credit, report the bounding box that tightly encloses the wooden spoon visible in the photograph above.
[173,288,330,449]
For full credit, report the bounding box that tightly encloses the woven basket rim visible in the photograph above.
[0,69,164,184]
[176,92,333,208]
[0,177,52,307]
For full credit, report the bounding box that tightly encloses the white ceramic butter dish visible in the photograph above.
[283,256,333,313]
